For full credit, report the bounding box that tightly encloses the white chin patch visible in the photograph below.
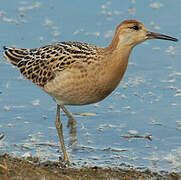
[119,35,130,43]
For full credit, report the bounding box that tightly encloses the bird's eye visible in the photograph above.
[131,25,140,31]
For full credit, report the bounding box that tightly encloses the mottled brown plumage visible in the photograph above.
[4,42,102,87]
[3,20,178,164]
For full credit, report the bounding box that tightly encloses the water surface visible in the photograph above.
[0,0,181,173]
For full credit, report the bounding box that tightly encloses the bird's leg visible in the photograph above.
[60,105,77,146]
[55,104,70,164]
[59,105,75,128]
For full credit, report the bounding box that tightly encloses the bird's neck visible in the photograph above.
[104,40,134,76]
[97,42,133,98]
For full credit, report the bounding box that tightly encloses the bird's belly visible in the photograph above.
[43,66,121,105]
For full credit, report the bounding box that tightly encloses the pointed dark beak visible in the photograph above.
[147,32,178,42]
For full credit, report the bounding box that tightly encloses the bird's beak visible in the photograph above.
[147,32,178,42]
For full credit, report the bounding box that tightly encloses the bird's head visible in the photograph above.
[112,20,178,49]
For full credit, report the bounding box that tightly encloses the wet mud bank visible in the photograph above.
[0,154,180,180]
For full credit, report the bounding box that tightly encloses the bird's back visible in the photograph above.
[3,42,101,87]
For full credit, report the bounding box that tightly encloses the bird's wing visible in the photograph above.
[3,42,99,87]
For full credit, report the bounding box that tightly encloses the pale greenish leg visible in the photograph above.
[60,105,78,146]
[55,104,70,164]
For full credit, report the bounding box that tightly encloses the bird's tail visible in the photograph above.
[3,46,29,67]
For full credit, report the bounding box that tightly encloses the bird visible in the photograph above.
[3,20,178,164]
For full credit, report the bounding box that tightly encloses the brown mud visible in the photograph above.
[0,154,181,180]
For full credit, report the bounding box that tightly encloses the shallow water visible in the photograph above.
[0,0,181,173]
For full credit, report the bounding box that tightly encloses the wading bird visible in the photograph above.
[3,20,178,164]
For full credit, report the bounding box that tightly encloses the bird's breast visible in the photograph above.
[43,54,129,105]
